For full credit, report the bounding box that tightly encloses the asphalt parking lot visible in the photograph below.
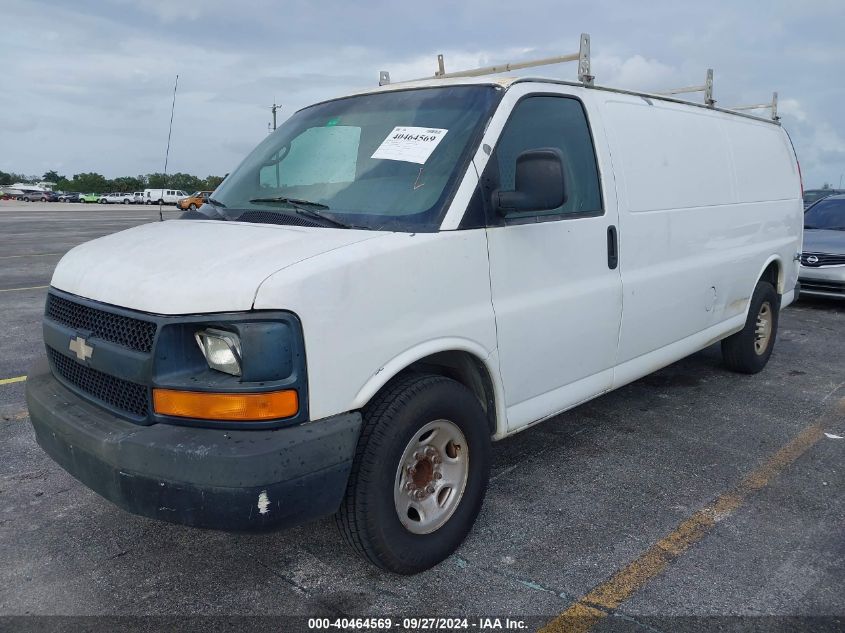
[0,201,843,631]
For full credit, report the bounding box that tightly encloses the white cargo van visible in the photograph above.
[143,188,187,205]
[27,70,802,574]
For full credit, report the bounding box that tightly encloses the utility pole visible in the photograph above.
[270,102,281,130]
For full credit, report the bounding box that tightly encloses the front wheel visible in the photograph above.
[722,280,779,374]
[189,203,197,210]
[336,374,491,574]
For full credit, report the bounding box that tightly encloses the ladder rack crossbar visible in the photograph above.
[429,52,580,80]
[656,69,715,107]
[731,103,773,111]
[728,92,779,120]
[657,84,707,96]
[380,33,593,87]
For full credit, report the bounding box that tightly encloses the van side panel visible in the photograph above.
[601,95,801,373]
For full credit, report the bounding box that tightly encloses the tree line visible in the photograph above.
[0,170,225,193]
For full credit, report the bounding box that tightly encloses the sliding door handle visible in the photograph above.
[607,225,618,270]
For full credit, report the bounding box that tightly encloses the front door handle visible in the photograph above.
[607,225,618,270]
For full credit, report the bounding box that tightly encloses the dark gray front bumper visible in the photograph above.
[26,357,361,531]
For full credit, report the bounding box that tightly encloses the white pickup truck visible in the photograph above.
[27,71,802,574]
[98,192,134,204]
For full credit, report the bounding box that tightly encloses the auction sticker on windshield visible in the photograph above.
[371,126,448,164]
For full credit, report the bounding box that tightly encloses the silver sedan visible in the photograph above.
[799,194,845,299]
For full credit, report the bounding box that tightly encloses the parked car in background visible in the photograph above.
[99,192,134,204]
[132,192,145,204]
[803,188,844,210]
[177,191,212,210]
[58,192,81,202]
[19,191,58,202]
[143,188,188,205]
[79,193,100,203]
[799,194,845,299]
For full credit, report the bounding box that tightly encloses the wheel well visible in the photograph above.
[400,351,498,436]
[761,259,782,294]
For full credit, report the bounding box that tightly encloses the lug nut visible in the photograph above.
[405,482,416,491]
[434,472,442,480]
[425,446,437,457]
[426,484,436,494]
[413,452,421,461]
[415,490,425,499]
[432,455,441,464]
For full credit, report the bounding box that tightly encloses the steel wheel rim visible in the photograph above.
[754,301,773,355]
[393,419,469,535]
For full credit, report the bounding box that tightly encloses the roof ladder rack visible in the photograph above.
[379,33,594,87]
[656,68,715,107]
[729,92,779,121]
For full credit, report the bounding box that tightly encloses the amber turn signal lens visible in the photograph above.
[153,388,298,421]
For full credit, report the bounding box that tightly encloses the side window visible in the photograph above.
[489,95,602,220]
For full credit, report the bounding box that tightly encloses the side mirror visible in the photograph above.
[493,148,566,216]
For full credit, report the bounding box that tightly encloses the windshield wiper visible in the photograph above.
[248,197,357,229]
[206,197,227,208]
[249,196,329,209]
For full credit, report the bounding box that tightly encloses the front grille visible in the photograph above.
[800,279,845,295]
[46,294,157,353]
[48,347,149,417]
[801,252,845,267]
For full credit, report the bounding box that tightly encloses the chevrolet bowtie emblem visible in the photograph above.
[69,336,93,361]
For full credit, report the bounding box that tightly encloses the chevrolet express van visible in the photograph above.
[27,76,802,574]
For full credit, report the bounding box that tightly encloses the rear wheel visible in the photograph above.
[722,280,779,374]
[122,199,129,204]
[189,203,197,210]
[336,374,491,574]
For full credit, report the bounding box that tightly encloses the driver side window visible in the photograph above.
[488,95,603,221]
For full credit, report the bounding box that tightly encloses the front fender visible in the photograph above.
[350,338,507,438]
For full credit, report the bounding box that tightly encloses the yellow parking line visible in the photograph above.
[0,285,49,293]
[539,419,830,633]
[0,252,61,260]
[0,375,27,386]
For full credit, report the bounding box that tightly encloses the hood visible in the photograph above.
[803,229,845,256]
[51,219,384,314]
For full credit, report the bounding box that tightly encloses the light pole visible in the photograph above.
[270,102,281,131]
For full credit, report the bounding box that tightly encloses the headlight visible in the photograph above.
[195,328,242,376]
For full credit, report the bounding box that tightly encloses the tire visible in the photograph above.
[189,203,197,210]
[336,373,491,574]
[40,197,47,202]
[122,199,129,205]
[146,200,152,205]
[722,280,779,374]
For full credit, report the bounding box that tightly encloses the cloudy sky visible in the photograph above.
[2,0,844,187]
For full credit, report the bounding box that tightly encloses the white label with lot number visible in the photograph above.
[371,126,448,164]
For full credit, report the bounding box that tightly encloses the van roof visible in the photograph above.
[333,75,781,126]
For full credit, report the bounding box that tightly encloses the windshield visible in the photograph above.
[804,190,838,205]
[209,85,500,231]
[804,197,845,230]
